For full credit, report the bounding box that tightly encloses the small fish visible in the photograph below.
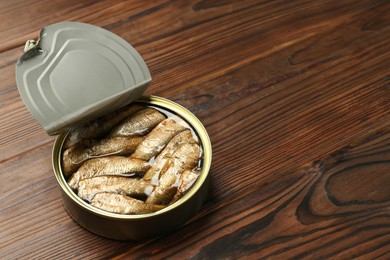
[146,143,201,205]
[170,169,200,204]
[78,176,152,202]
[143,130,197,182]
[131,119,186,161]
[67,156,150,190]
[91,193,166,214]
[109,108,166,137]
[64,105,143,148]
[62,136,143,177]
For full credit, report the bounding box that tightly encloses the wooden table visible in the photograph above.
[1,0,389,258]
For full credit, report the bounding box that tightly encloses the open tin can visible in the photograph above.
[16,22,212,240]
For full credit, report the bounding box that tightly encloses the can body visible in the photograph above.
[52,96,212,240]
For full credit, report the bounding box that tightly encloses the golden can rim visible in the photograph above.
[52,95,212,220]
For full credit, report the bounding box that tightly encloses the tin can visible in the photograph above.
[52,95,212,240]
[16,22,212,240]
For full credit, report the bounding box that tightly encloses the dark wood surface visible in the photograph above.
[1,0,389,258]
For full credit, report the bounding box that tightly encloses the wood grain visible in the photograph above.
[0,0,389,258]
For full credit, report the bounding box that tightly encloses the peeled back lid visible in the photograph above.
[16,22,151,135]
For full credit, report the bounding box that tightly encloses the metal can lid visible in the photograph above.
[15,22,151,135]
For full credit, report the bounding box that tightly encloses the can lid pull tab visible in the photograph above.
[24,39,39,52]
[18,39,43,64]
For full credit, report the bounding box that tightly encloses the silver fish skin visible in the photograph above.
[64,105,143,148]
[131,119,186,161]
[78,176,151,202]
[143,130,197,182]
[170,169,200,204]
[67,156,150,190]
[109,108,166,137]
[146,143,201,205]
[91,193,166,214]
[62,136,143,177]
